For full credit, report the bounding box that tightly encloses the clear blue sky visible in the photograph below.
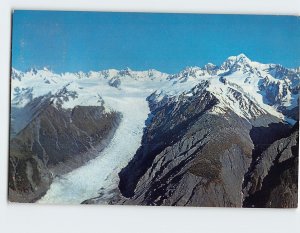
[12,10,300,74]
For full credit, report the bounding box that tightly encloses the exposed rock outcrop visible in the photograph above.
[243,123,299,208]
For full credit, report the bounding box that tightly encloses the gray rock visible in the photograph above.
[115,85,296,207]
[243,123,299,208]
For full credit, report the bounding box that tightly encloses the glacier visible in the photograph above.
[38,96,149,204]
[10,54,299,204]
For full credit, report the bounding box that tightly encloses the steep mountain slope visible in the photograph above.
[118,84,252,206]
[243,123,299,208]
[117,82,290,207]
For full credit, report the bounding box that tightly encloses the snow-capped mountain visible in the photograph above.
[9,54,299,205]
[116,55,299,207]
[11,54,299,135]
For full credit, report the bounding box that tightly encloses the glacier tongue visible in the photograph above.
[38,96,150,204]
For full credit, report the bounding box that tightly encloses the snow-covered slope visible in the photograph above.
[11,54,299,133]
[145,54,299,123]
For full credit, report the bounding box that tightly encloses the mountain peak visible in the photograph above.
[236,53,249,59]
[226,53,251,62]
[204,62,218,70]
[221,53,252,71]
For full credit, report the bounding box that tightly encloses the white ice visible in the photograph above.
[38,96,150,204]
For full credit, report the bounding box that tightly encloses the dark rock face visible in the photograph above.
[119,87,255,207]
[243,123,299,208]
[117,88,298,207]
[279,105,299,121]
[108,77,121,88]
[119,84,222,199]
[121,114,253,207]
[8,99,121,203]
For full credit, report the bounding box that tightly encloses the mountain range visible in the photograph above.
[9,54,299,207]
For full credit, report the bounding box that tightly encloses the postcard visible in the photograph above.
[9,11,299,207]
